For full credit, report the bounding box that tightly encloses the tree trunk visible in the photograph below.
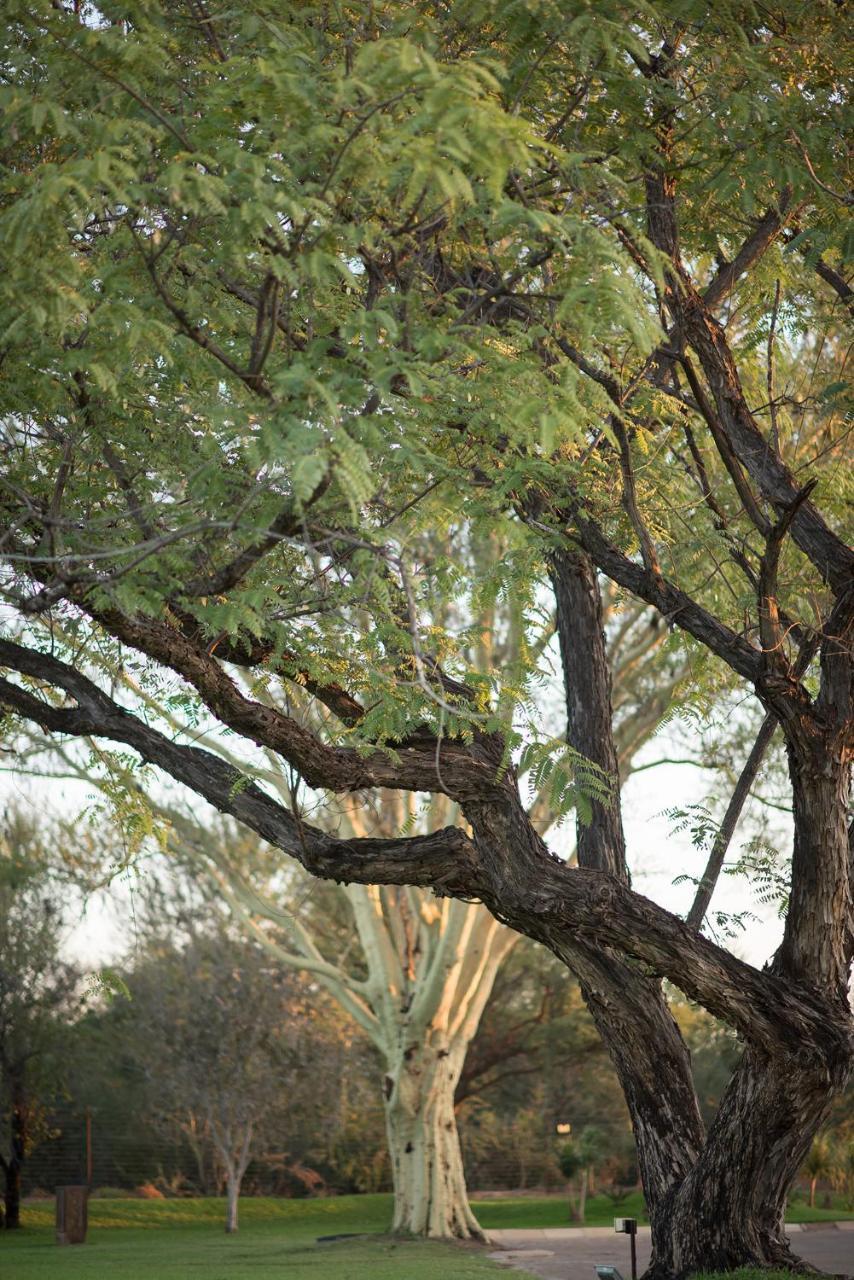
[384,1038,483,1240]
[576,1167,588,1224]
[543,550,854,1276]
[810,1176,817,1210]
[643,738,853,1276]
[212,1122,251,1234]
[3,1078,26,1230]
[225,1171,239,1234]
[3,1160,21,1231]
[651,1041,848,1276]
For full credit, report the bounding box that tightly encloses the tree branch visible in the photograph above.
[685,712,778,931]
[0,641,479,893]
[0,641,840,1058]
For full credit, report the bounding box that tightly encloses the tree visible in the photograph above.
[0,3,851,1274]
[0,811,80,1228]
[559,1126,603,1224]
[166,570,680,1238]
[801,1137,834,1211]
[121,930,301,1232]
[14,551,684,1237]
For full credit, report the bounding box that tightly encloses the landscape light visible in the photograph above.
[614,1217,638,1280]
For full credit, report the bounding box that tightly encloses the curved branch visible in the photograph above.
[64,609,497,799]
[0,638,840,1060]
[0,642,479,894]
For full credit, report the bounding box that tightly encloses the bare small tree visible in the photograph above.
[124,933,297,1232]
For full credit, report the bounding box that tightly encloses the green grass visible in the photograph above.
[471,1190,852,1230]
[0,1197,528,1280]
[700,1274,814,1280]
[2,1191,849,1280]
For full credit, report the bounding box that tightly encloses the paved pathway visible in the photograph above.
[487,1223,854,1280]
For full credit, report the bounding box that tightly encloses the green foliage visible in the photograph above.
[518,738,613,827]
[0,0,848,760]
[558,1126,602,1179]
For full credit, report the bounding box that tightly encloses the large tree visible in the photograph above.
[0,3,851,1275]
[11,559,686,1238]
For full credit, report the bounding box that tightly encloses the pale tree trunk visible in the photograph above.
[220,855,515,1241]
[211,1121,253,1234]
[384,1037,481,1238]
[178,573,686,1249]
[225,1169,239,1234]
[344,814,517,1241]
[571,1167,588,1223]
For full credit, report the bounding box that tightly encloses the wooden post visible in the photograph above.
[56,1186,88,1245]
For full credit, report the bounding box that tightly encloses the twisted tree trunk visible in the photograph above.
[545,549,853,1277]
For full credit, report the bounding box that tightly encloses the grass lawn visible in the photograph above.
[471,1189,853,1230]
[2,1192,850,1279]
[0,1196,528,1280]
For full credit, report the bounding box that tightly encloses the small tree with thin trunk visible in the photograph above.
[801,1136,833,1210]
[123,932,296,1233]
[559,1126,603,1224]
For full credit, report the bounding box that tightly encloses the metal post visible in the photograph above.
[614,1216,638,1280]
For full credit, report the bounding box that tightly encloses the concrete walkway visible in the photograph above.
[487,1223,854,1280]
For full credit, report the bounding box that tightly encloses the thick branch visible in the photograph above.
[59,609,497,798]
[0,642,478,892]
[554,510,765,686]
[0,640,841,1059]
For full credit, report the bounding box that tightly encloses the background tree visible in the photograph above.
[120,929,302,1232]
[0,3,851,1274]
[0,810,80,1228]
[801,1137,834,1211]
[558,1126,602,1224]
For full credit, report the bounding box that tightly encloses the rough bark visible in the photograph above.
[778,742,853,998]
[552,551,703,1253]
[550,549,853,1277]
[656,1044,849,1277]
